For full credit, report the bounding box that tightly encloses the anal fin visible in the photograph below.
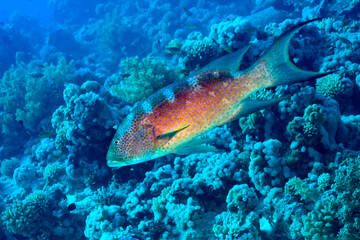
[172,138,219,155]
[233,93,289,120]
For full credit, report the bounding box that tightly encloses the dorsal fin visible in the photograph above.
[193,44,252,76]
[194,70,232,86]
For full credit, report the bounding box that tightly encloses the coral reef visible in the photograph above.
[1,1,360,240]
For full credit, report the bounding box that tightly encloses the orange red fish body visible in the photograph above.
[106,19,333,168]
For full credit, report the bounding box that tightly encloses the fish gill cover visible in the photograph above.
[0,0,359,240]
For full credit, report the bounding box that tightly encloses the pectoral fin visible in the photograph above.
[157,124,190,140]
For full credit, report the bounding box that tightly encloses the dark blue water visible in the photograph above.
[0,0,360,239]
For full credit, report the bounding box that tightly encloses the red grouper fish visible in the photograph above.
[106,19,333,168]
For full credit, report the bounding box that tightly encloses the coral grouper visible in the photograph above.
[107,19,333,168]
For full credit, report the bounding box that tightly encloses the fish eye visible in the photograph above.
[115,140,120,144]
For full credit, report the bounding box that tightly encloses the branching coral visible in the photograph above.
[84,205,123,240]
[209,17,252,49]
[249,139,292,195]
[0,57,75,142]
[285,176,318,202]
[213,184,260,239]
[175,150,248,191]
[286,100,341,165]
[331,155,360,237]
[96,6,122,52]
[52,82,113,152]
[109,56,181,103]
[301,194,339,240]
[152,186,202,234]
[165,38,183,56]
[14,74,50,130]
[2,191,53,239]
[43,163,66,185]
[339,115,360,150]
[316,73,353,100]
[43,56,76,87]
[0,66,26,113]
[181,33,220,70]
[0,67,29,146]
[239,111,265,136]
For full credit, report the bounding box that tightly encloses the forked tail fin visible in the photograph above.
[248,19,334,88]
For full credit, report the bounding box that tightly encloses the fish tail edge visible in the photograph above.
[252,18,333,87]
